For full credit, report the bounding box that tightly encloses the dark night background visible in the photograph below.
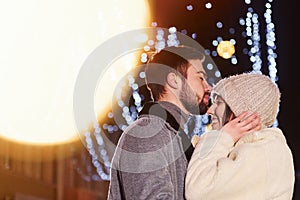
[148,0,299,198]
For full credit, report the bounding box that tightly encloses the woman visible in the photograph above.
[185,73,295,200]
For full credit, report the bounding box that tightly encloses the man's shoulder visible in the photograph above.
[135,114,168,126]
[122,115,174,138]
[116,115,178,151]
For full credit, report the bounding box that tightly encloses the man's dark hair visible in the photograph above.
[145,45,205,101]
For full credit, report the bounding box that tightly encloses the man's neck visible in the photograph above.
[157,96,190,116]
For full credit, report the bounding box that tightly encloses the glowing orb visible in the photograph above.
[217,40,235,59]
[0,0,149,144]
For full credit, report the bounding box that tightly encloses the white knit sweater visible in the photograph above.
[185,128,295,200]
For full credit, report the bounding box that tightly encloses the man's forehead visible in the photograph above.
[188,59,207,75]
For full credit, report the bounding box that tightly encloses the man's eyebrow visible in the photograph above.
[197,71,208,79]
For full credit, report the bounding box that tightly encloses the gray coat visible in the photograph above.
[108,101,191,200]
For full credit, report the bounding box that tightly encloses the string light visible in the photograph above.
[167,27,180,47]
[244,8,263,73]
[242,0,279,127]
[264,0,278,83]
[72,127,111,182]
[84,127,110,181]
[264,0,279,127]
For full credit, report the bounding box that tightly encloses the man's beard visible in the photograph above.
[198,101,209,115]
[179,83,209,115]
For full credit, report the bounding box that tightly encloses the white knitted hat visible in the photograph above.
[211,73,281,127]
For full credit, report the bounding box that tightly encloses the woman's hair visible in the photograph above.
[223,101,236,126]
[213,94,236,126]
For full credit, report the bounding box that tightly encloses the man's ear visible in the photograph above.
[166,72,180,89]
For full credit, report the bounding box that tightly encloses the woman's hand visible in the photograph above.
[221,112,261,143]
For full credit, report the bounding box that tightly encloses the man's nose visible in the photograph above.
[204,80,212,92]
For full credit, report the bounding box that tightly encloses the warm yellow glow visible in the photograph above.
[217,40,235,59]
[0,0,150,144]
[95,52,141,118]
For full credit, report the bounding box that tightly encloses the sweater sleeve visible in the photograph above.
[185,130,266,200]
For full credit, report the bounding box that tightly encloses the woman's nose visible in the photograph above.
[207,104,213,115]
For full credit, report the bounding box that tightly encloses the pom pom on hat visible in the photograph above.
[211,73,280,127]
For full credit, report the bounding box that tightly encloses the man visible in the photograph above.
[108,46,260,199]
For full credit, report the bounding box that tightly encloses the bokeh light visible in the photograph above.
[0,0,150,144]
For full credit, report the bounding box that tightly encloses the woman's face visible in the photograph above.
[207,96,230,130]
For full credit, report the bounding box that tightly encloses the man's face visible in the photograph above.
[179,59,211,115]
